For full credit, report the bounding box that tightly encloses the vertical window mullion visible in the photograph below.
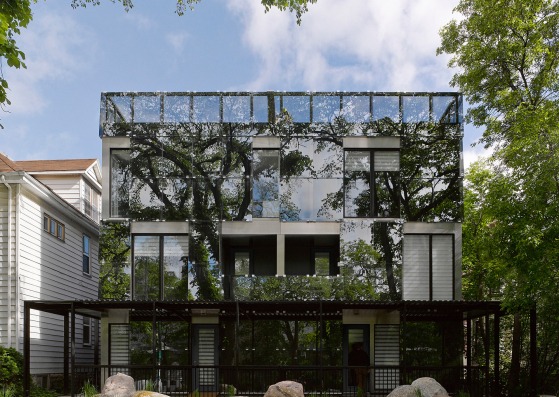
[159,235,164,300]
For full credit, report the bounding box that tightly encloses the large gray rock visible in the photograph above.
[264,381,304,397]
[102,373,136,397]
[387,385,421,397]
[411,377,449,397]
[132,392,170,397]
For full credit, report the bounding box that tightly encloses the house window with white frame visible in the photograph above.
[83,182,100,222]
[83,235,90,274]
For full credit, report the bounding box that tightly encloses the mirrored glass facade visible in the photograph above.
[100,92,463,302]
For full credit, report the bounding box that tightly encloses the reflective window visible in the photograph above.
[403,96,429,122]
[110,149,130,218]
[373,96,400,122]
[342,95,370,122]
[133,235,190,300]
[193,96,220,122]
[313,95,340,123]
[344,150,400,218]
[164,95,190,123]
[107,95,132,123]
[432,96,456,124]
[282,96,311,122]
[223,96,250,123]
[234,252,250,276]
[314,252,330,276]
[252,150,280,218]
[134,95,161,123]
[253,96,269,123]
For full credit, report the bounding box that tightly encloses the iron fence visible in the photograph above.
[71,365,487,397]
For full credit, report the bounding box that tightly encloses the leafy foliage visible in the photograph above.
[439,0,559,394]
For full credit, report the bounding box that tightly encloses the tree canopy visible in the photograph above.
[439,0,559,394]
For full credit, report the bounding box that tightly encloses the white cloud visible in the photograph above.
[166,32,190,54]
[123,12,156,30]
[5,12,95,115]
[227,0,458,91]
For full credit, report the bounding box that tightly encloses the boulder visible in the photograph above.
[132,392,170,397]
[102,373,136,397]
[410,377,449,397]
[264,381,304,397]
[387,385,421,397]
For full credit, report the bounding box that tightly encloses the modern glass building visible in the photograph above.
[24,92,504,397]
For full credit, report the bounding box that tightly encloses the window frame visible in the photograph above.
[83,317,92,346]
[131,233,190,300]
[403,233,455,300]
[43,214,65,241]
[83,235,91,275]
[343,148,400,218]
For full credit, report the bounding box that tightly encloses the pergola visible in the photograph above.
[24,299,534,397]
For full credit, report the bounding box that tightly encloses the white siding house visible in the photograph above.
[0,154,101,381]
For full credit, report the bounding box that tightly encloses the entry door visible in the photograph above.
[343,325,370,391]
[192,325,219,391]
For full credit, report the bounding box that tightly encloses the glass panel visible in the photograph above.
[222,177,250,221]
[223,96,250,122]
[374,171,400,218]
[373,96,399,122]
[193,95,220,122]
[134,236,160,300]
[374,151,400,172]
[129,178,163,220]
[432,96,456,124]
[282,95,311,122]
[342,95,370,123]
[315,252,330,275]
[108,95,132,123]
[313,95,340,123]
[164,95,190,122]
[252,149,280,218]
[110,149,130,218]
[134,95,161,123]
[314,140,343,178]
[253,95,269,122]
[372,221,403,300]
[163,235,189,300]
[282,138,314,178]
[315,178,344,221]
[345,151,370,172]
[344,151,371,218]
[403,96,429,122]
[234,252,250,276]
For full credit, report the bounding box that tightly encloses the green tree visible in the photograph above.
[439,1,559,394]
[0,0,317,125]
[0,0,33,123]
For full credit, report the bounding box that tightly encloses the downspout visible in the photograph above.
[1,175,13,348]
[15,183,21,350]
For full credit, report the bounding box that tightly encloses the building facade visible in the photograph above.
[25,92,502,397]
[0,154,101,385]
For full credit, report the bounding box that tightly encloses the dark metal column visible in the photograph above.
[64,312,70,394]
[71,303,76,397]
[484,314,490,397]
[466,318,471,394]
[530,307,537,397]
[494,313,500,397]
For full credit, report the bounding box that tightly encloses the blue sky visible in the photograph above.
[1,0,487,165]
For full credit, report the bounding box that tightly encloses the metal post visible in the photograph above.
[71,303,76,397]
[484,314,490,397]
[530,307,537,397]
[64,313,70,394]
[152,302,157,388]
[494,313,500,397]
[466,318,471,394]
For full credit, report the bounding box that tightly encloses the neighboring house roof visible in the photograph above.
[16,158,97,173]
[0,153,24,172]
[0,153,97,173]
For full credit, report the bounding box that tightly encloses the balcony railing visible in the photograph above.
[71,364,489,397]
